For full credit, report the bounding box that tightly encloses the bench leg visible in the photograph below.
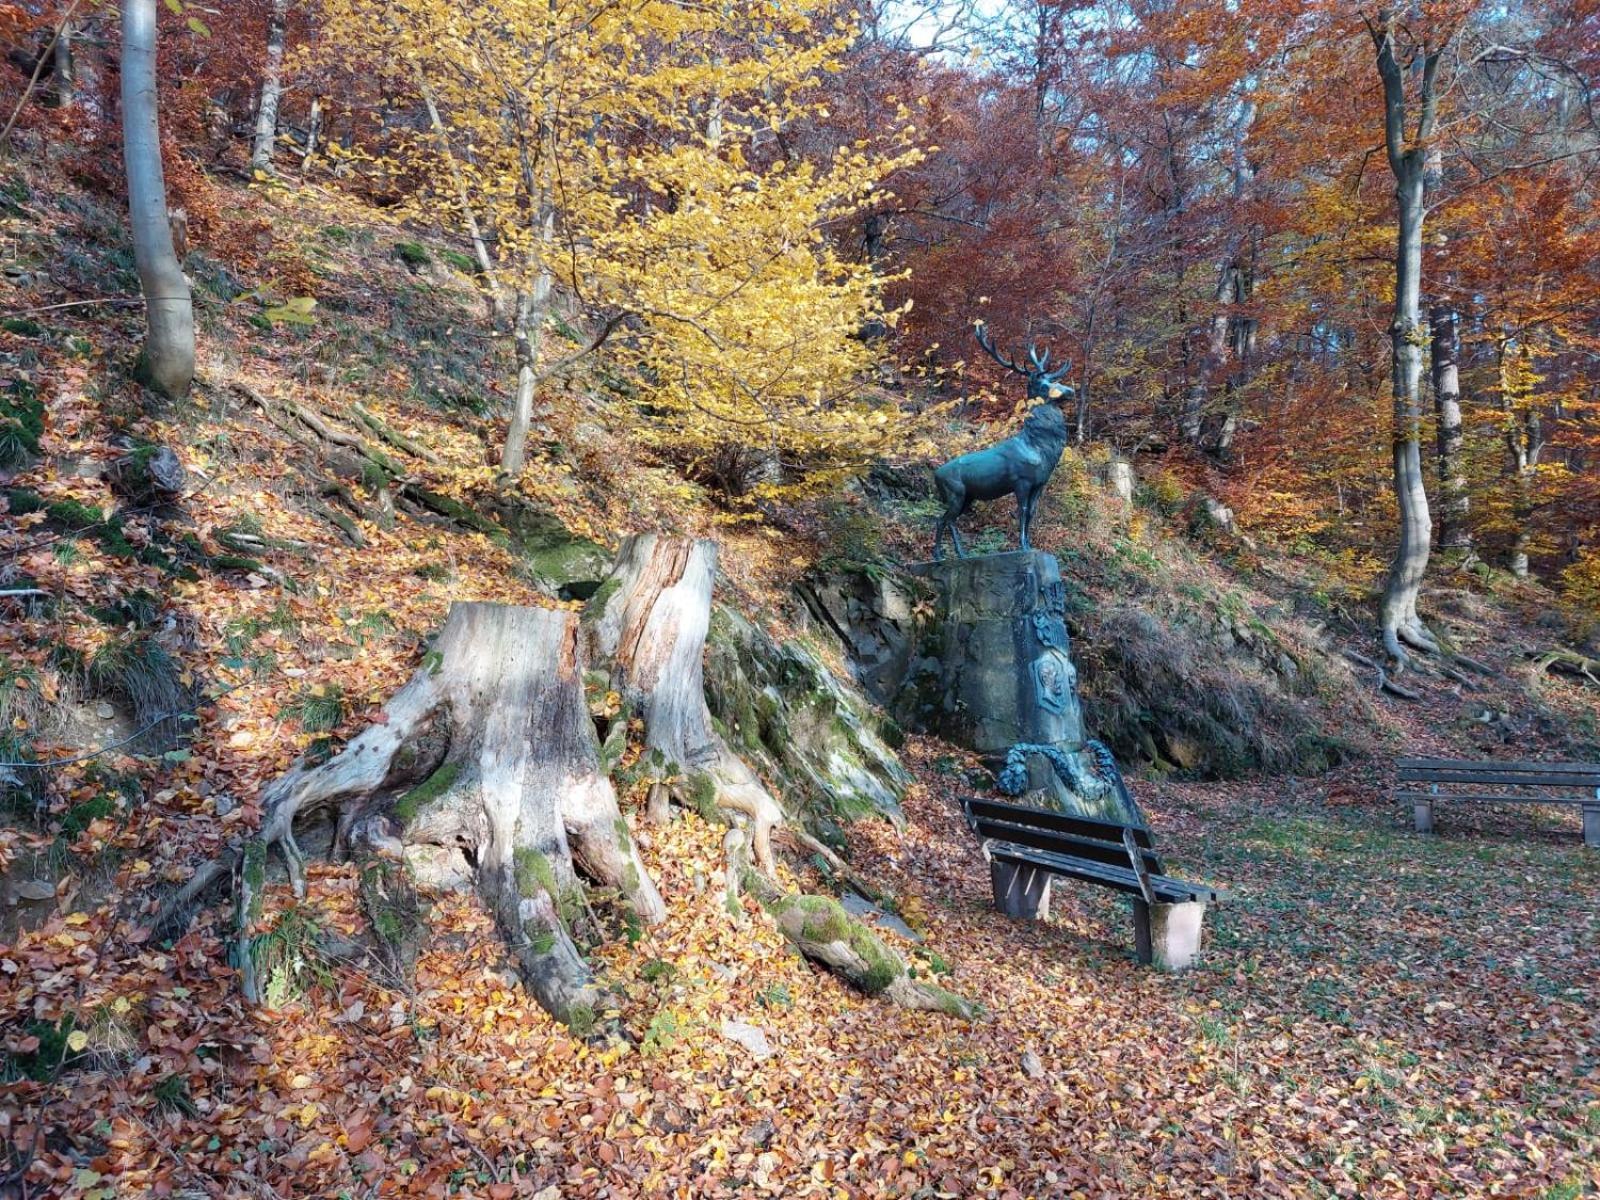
[1584,804,1600,849]
[990,860,1051,920]
[1413,798,1434,835]
[1133,900,1152,965]
[1133,899,1207,971]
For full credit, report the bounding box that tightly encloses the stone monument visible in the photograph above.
[905,550,1137,824]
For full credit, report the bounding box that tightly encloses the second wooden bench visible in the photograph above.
[1399,758,1600,847]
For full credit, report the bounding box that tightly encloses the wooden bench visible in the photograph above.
[1400,758,1600,847]
[961,796,1222,970]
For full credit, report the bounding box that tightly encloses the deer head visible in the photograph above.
[975,321,1074,403]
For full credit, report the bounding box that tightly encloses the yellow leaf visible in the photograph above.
[67,1030,89,1052]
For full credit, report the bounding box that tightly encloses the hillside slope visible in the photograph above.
[2,160,1598,1199]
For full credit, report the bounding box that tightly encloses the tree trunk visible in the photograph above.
[1431,303,1470,551]
[120,0,195,400]
[53,15,74,108]
[300,95,322,169]
[168,603,664,1027]
[1180,262,1234,447]
[415,67,506,324]
[501,237,554,475]
[248,0,288,174]
[1371,13,1444,663]
[1505,406,1542,579]
[584,534,782,874]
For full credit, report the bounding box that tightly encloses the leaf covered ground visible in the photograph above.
[5,742,1598,1198]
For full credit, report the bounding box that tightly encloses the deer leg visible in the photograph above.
[948,512,967,559]
[1018,487,1035,551]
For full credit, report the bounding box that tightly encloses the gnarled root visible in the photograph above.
[161,602,663,1028]
[725,830,980,1020]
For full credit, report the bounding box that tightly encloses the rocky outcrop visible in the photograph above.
[798,570,922,706]
[704,606,909,833]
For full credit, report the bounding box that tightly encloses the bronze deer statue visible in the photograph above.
[932,323,1074,560]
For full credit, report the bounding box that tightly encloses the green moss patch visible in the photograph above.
[393,760,461,826]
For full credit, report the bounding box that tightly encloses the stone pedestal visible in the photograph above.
[1133,899,1207,971]
[905,551,1129,822]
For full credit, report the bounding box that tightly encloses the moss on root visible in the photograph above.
[513,847,560,900]
[684,771,720,823]
[392,761,460,826]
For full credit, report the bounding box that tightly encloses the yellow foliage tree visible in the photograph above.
[315,0,921,500]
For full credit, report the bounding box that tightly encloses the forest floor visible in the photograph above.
[4,743,1595,1198]
[2,154,1598,1199]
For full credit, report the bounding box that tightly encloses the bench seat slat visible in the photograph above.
[1397,758,1600,775]
[987,841,1218,903]
[1398,790,1596,805]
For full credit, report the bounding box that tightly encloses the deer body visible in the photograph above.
[931,323,1075,560]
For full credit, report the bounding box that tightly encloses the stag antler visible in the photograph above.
[974,321,1030,377]
[975,321,1071,386]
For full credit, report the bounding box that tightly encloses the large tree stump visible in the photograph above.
[585,534,783,873]
[169,602,664,1026]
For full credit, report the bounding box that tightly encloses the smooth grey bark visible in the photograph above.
[1423,141,1469,553]
[248,0,288,174]
[502,230,554,475]
[53,15,75,108]
[1501,347,1544,578]
[1431,303,1470,550]
[1369,11,1445,662]
[300,95,322,168]
[415,68,506,323]
[120,0,195,400]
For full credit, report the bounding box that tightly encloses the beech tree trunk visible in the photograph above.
[1431,303,1470,551]
[1505,405,1543,579]
[121,0,195,400]
[301,95,322,169]
[1371,12,1444,663]
[415,67,505,323]
[502,242,554,475]
[249,0,288,174]
[53,15,74,108]
[584,534,782,874]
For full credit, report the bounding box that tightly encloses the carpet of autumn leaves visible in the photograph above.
[3,163,1599,1200]
[4,741,1598,1198]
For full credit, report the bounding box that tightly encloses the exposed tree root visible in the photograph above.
[161,533,972,1028]
[1530,648,1600,686]
[725,831,980,1020]
[162,602,663,1026]
[238,381,512,544]
[351,402,441,464]
[1344,648,1423,701]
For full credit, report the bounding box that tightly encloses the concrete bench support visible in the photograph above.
[1133,899,1207,971]
[1413,798,1434,834]
[990,859,1051,920]
[1585,803,1600,849]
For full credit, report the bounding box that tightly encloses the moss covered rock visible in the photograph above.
[704,605,907,827]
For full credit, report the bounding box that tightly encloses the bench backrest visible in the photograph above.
[962,796,1166,877]
[1398,758,1600,790]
